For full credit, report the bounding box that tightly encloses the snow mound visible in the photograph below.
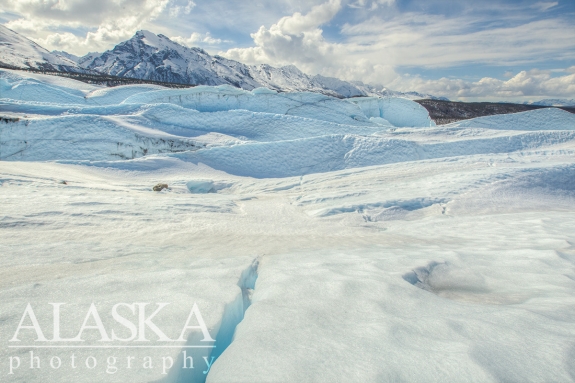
[1,74,89,105]
[446,166,575,215]
[186,180,215,193]
[85,84,166,104]
[350,96,436,127]
[0,114,202,161]
[448,107,575,131]
[402,261,516,305]
[0,71,164,106]
[176,130,575,178]
[137,103,380,142]
[0,100,146,117]
[123,86,375,126]
[2,72,573,179]
[0,68,101,94]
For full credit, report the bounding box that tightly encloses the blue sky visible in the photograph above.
[1,0,573,101]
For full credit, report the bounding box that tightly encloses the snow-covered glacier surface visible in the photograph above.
[1,69,574,383]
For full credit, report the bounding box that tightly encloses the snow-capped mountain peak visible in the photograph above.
[79,30,447,98]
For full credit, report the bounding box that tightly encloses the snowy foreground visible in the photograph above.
[1,69,574,382]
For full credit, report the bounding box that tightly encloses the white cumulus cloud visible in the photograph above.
[169,0,196,17]
[222,0,400,83]
[171,32,231,47]
[221,2,575,95]
[2,0,171,54]
[389,68,575,102]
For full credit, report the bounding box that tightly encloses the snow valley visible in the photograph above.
[0,64,574,383]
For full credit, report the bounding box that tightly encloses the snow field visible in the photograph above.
[1,71,574,382]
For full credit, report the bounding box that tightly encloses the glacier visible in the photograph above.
[0,68,574,383]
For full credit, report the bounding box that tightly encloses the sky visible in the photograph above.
[0,0,574,101]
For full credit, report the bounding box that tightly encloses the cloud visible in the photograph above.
[389,68,575,101]
[223,0,387,81]
[222,2,575,89]
[348,0,395,10]
[171,32,231,47]
[169,0,196,17]
[341,14,575,68]
[275,0,341,35]
[2,0,573,100]
[530,2,558,11]
[2,0,171,54]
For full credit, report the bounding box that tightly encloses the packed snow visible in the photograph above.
[1,69,574,383]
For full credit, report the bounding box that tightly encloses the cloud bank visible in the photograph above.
[1,0,573,100]
[219,0,574,100]
[390,67,575,102]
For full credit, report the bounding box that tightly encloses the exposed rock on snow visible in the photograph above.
[0,116,19,123]
[153,183,169,191]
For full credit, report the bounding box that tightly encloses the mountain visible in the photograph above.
[1,27,447,99]
[77,30,344,96]
[78,30,447,99]
[0,25,85,72]
[530,99,575,107]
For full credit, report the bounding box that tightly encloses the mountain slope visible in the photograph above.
[83,31,255,88]
[0,25,84,72]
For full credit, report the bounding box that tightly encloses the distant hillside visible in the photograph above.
[416,99,575,125]
[530,99,575,107]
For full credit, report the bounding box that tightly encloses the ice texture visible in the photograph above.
[1,69,574,383]
[350,96,436,127]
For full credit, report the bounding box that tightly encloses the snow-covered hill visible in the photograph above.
[0,25,85,72]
